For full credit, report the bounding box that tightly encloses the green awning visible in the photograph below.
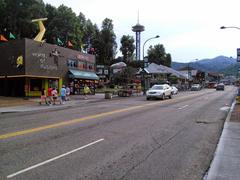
[69,69,99,80]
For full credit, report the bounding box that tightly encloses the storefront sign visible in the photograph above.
[32,52,57,70]
[76,54,95,63]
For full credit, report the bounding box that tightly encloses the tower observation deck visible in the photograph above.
[132,23,145,61]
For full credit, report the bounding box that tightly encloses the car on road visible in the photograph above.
[171,86,178,95]
[216,83,224,91]
[191,84,201,91]
[146,84,172,100]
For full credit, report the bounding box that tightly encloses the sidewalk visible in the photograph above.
[205,101,240,180]
[0,94,106,113]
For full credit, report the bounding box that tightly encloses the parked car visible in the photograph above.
[146,84,172,100]
[216,83,224,91]
[191,84,201,91]
[171,86,178,95]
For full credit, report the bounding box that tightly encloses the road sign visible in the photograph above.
[237,48,240,62]
[144,74,152,78]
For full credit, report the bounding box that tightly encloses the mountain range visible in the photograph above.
[171,56,238,76]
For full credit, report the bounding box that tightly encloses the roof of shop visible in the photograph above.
[144,63,188,79]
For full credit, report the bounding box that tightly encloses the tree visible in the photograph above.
[95,18,117,65]
[79,16,99,53]
[112,67,136,86]
[1,0,47,39]
[0,0,7,35]
[147,44,172,67]
[120,35,135,62]
[45,5,82,49]
[44,4,58,44]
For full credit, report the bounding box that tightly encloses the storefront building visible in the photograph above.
[0,38,99,97]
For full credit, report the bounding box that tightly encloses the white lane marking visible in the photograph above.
[7,138,104,179]
[220,106,230,111]
[178,105,189,110]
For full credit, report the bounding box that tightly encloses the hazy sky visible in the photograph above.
[43,0,240,62]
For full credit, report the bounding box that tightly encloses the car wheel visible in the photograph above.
[146,97,150,100]
[169,94,172,99]
[162,94,165,100]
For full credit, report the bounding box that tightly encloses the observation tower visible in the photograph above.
[132,14,145,61]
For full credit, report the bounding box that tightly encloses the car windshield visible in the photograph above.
[151,85,163,90]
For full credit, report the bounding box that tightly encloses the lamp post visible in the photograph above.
[220,26,240,78]
[142,35,160,61]
[220,26,240,30]
[142,35,159,94]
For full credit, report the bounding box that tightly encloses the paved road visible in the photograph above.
[0,86,236,180]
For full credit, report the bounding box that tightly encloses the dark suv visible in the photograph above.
[216,83,224,91]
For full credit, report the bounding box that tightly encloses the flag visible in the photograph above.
[0,35,8,42]
[9,32,15,39]
[57,38,63,46]
[67,40,73,47]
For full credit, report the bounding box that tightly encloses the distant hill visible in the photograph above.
[220,62,240,76]
[171,56,236,74]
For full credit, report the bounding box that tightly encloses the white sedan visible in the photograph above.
[171,86,178,95]
[146,84,172,100]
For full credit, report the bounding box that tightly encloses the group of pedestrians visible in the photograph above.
[40,85,70,105]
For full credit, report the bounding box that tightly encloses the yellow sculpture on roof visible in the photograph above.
[31,18,47,42]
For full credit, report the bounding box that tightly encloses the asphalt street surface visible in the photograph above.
[0,86,236,180]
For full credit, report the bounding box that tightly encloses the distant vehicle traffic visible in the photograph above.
[216,83,225,91]
[171,86,178,95]
[191,84,201,91]
[207,82,217,88]
[146,84,172,100]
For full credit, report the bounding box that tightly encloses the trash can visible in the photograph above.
[105,92,112,99]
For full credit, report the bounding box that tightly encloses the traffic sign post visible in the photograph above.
[237,48,240,62]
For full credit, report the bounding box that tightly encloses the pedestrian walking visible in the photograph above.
[39,88,48,105]
[47,86,53,105]
[83,84,91,99]
[66,86,70,101]
[60,85,66,104]
[51,88,58,105]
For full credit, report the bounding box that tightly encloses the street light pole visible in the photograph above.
[220,26,240,30]
[142,35,160,61]
[142,35,159,94]
[220,25,240,79]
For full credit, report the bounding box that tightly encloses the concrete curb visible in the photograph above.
[204,100,236,180]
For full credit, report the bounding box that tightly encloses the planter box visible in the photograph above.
[105,92,112,99]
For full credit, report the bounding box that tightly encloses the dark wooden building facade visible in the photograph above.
[0,38,99,97]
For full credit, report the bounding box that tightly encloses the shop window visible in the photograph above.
[30,79,42,91]
[67,59,77,68]
[88,65,93,70]
[87,63,94,70]
[78,61,86,70]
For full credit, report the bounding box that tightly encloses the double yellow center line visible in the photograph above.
[1,93,194,140]
[1,103,163,140]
